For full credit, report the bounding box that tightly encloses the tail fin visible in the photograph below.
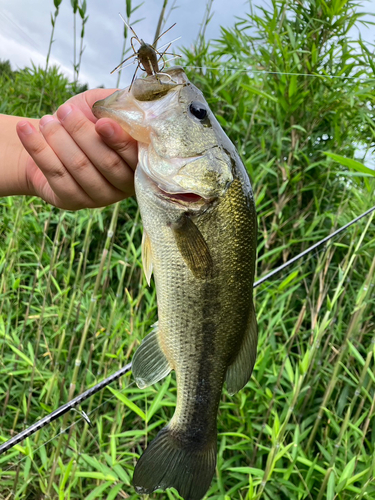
[133,426,216,500]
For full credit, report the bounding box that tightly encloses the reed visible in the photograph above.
[1,0,375,498]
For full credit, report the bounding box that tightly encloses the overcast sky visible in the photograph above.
[0,0,374,90]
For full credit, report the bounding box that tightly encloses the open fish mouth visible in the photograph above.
[138,148,215,207]
[156,188,206,205]
[140,167,213,208]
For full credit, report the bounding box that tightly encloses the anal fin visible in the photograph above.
[132,325,171,389]
[226,301,258,395]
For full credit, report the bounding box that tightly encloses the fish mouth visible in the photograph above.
[138,147,215,208]
[141,169,213,208]
[156,188,207,206]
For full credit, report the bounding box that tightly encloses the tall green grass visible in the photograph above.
[1,0,375,498]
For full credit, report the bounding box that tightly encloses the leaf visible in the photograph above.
[299,350,309,375]
[347,340,365,367]
[284,356,294,384]
[324,153,375,177]
[74,472,116,480]
[85,482,113,500]
[336,457,356,492]
[107,387,146,420]
[227,467,264,477]
[110,434,117,464]
[8,344,33,367]
[214,71,242,95]
[327,469,336,500]
[71,0,78,13]
[278,270,299,291]
[113,464,131,484]
[126,0,132,18]
[59,458,74,494]
[107,484,124,500]
[241,83,278,102]
[289,74,297,98]
[12,278,20,290]
[297,457,326,475]
[146,377,170,423]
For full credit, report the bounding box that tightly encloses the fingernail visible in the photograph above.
[99,123,115,139]
[18,121,33,135]
[40,115,55,128]
[57,104,73,121]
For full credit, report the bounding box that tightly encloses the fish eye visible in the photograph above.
[189,101,208,121]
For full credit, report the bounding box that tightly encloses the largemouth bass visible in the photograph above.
[92,68,258,500]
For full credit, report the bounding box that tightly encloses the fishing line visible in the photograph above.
[3,379,137,473]
[254,205,375,287]
[254,244,328,299]
[182,65,368,80]
[0,205,374,457]
[115,61,368,81]
[0,11,41,51]
[2,243,328,463]
[0,362,131,456]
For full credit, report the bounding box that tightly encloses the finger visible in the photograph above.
[17,119,97,210]
[95,118,138,171]
[56,104,136,194]
[41,111,131,202]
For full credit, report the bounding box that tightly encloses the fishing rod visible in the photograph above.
[0,363,132,456]
[1,205,374,456]
[255,205,375,287]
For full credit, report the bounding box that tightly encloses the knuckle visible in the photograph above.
[67,115,87,136]
[30,140,48,157]
[107,153,124,172]
[115,141,133,156]
[50,164,68,180]
[70,152,90,172]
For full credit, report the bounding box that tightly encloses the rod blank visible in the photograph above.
[1,205,374,456]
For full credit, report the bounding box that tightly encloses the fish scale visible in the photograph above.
[92,67,257,500]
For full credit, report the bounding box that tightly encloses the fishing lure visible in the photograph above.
[111,15,180,89]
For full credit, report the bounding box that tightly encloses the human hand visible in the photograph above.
[16,88,138,210]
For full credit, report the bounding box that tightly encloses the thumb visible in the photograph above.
[96,118,138,171]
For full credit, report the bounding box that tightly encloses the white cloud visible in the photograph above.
[0,0,374,90]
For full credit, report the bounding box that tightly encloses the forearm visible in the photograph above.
[0,114,38,197]
[0,89,137,209]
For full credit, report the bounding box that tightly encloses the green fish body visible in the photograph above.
[92,68,257,500]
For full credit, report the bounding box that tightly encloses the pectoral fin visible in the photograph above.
[132,325,172,389]
[226,302,258,395]
[171,215,213,279]
[141,230,153,286]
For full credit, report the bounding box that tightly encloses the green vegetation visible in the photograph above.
[1,0,375,499]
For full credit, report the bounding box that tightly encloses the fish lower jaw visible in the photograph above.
[137,162,215,209]
[158,189,206,205]
[145,171,214,208]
